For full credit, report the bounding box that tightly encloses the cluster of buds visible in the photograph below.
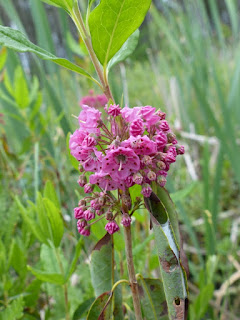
[70,103,184,236]
[79,89,108,109]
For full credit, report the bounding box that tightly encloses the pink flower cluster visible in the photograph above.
[70,104,184,236]
[79,89,108,109]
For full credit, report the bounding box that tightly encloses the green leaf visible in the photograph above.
[0,297,24,320]
[108,29,140,70]
[73,298,95,320]
[43,198,64,247]
[137,277,168,320]
[14,65,29,109]
[16,197,48,245]
[27,265,65,285]
[0,26,96,82]
[89,0,151,66]
[44,180,60,209]
[90,233,113,297]
[0,47,7,70]
[41,0,73,12]
[191,283,214,320]
[87,291,112,320]
[145,192,188,320]
[65,238,83,281]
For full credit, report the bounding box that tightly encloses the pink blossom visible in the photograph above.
[105,221,119,234]
[108,104,121,117]
[122,136,157,155]
[130,118,144,136]
[90,171,122,191]
[140,106,159,126]
[74,207,85,219]
[121,106,141,122]
[125,176,134,188]
[78,148,102,172]
[96,94,108,106]
[103,147,140,180]
[69,130,88,160]
[90,199,102,210]
[156,110,166,120]
[78,105,101,134]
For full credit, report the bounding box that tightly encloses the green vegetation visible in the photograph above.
[0,0,240,319]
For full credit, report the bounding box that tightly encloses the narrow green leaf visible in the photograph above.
[41,0,72,11]
[89,0,151,66]
[108,29,140,70]
[87,292,112,320]
[65,238,83,281]
[44,180,61,210]
[0,26,96,82]
[43,198,64,247]
[27,265,65,285]
[16,197,48,245]
[0,47,7,70]
[138,277,168,320]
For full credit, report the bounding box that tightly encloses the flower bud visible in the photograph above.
[96,209,105,216]
[77,219,87,232]
[141,155,152,166]
[84,209,95,221]
[74,207,85,219]
[141,184,152,198]
[78,199,86,206]
[157,175,167,187]
[167,132,177,143]
[84,183,93,194]
[121,214,132,227]
[105,211,113,221]
[156,161,166,170]
[105,221,119,234]
[176,145,185,155]
[147,170,156,181]
[80,227,90,236]
[156,110,166,120]
[78,175,87,187]
[132,172,143,185]
[98,196,106,206]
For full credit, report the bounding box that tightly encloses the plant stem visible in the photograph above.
[55,248,70,320]
[71,4,115,102]
[123,225,143,320]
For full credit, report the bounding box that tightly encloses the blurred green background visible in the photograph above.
[0,0,240,319]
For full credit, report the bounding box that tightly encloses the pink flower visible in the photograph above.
[78,105,101,134]
[140,106,159,126]
[90,171,122,191]
[74,207,85,219]
[96,94,108,107]
[90,199,102,210]
[121,106,141,122]
[103,147,140,180]
[105,221,119,234]
[78,148,102,172]
[122,136,157,155]
[84,209,95,221]
[156,110,166,120]
[69,130,88,160]
[82,135,97,148]
[165,151,176,163]
[108,104,121,117]
[125,176,134,188]
[129,118,144,136]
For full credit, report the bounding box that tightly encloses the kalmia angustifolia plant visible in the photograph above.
[0,0,188,318]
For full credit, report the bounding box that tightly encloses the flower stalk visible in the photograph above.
[123,225,143,320]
